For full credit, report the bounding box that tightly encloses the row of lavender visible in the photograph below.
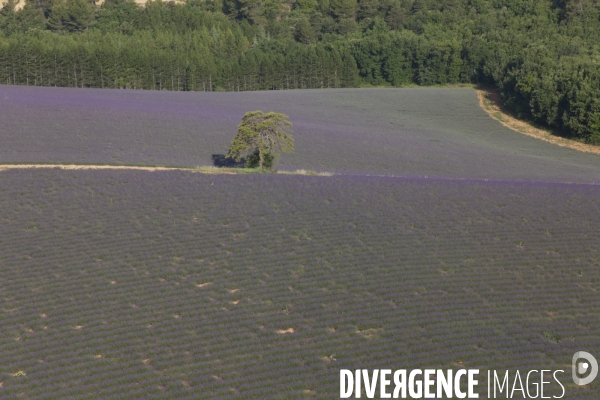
[2,85,600,182]
[0,169,598,398]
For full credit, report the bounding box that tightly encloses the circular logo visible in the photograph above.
[572,351,598,386]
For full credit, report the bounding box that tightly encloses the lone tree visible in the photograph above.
[227,111,294,171]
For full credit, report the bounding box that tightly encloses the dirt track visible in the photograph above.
[478,90,600,156]
[0,164,184,171]
[0,164,331,176]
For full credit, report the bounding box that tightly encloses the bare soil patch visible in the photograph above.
[276,328,295,334]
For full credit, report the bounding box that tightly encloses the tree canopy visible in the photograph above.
[227,110,294,170]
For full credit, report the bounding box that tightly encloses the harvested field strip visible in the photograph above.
[478,89,600,155]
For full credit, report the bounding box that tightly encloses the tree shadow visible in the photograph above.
[212,154,245,168]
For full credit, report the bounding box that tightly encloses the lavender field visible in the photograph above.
[1,85,600,398]
[0,170,599,398]
[1,85,600,182]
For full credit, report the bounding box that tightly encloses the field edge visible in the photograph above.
[477,89,600,156]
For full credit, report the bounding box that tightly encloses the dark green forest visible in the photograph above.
[1,0,599,143]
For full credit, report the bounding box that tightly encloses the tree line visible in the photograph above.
[1,0,599,143]
[0,30,358,91]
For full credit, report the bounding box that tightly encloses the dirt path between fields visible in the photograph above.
[0,164,187,171]
[477,90,600,156]
[0,164,332,176]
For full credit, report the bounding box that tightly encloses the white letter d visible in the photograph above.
[341,370,354,398]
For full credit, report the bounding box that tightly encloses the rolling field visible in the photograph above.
[0,86,599,398]
[2,85,600,182]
